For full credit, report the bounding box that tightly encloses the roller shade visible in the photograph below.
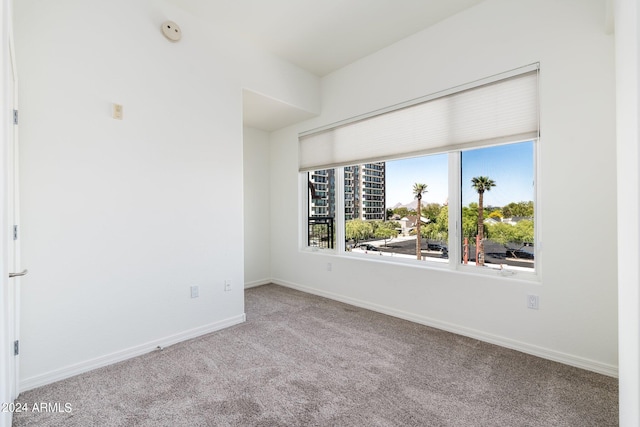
[299,65,539,171]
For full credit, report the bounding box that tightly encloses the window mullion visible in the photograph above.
[300,173,309,249]
[335,167,346,252]
[448,152,461,270]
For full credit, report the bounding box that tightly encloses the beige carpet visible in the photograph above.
[13,284,618,426]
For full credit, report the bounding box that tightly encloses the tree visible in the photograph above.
[502,201,534,218]
[393,207,411,218]
[484,222,515,246]
[421,203,442,223]
[422,205,448,242]
[373,220,399,246]
[486,220,534,253]
[513,219,534,243]
[488,210,503,220]
[413,183,428,260]
[345,219,373,246]
[471,176,496,266]
[462,203,479,239]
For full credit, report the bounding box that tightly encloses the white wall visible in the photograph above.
[243,126,271,287]
[615,0,640,423]
[270,0,618,375]
[13,0,318,390]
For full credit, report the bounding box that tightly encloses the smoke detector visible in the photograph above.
[161,21,182,42]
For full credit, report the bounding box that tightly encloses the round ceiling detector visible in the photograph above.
[161,21,182,42]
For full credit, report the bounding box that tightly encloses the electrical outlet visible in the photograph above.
[527,294,539,310]
[224,280,232,292]
[190,285,199,298]
[327,262,332,272]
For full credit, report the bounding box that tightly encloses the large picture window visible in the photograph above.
[300,65,539,276]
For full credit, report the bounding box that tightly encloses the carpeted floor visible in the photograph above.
[12,284,618,426]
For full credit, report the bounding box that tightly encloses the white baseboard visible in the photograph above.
[271,278,618,378]
[245,278,271,289]
[19,314,246,393]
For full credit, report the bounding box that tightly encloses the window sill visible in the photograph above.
[300,246,540,283]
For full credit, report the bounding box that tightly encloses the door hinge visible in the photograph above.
[13,109,18,125]
[13,225,18,241]
[14,340,19,356]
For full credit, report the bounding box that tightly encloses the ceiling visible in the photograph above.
[168,0,485,77]
[167,0,486,130]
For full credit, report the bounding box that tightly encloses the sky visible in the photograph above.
[385,154,449,207]
[385,141,535,209]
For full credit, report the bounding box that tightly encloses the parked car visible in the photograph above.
[355,243,379,251]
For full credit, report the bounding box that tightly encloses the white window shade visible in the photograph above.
[299,66,539,171]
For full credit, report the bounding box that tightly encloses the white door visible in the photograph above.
[1,3,23,424]
[6,28,24,400]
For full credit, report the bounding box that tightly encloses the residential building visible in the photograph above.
[308,169,335,217]
[345,162,385,221]
[309,162,386,221]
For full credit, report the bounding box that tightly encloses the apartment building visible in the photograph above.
[345,163,385,221]
[308,169,336,218]
[309,162,386,221]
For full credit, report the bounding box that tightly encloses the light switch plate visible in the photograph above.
[112,103,123,120]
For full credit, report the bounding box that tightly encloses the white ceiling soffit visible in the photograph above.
[166,0,486,77]
[242,90,317,132]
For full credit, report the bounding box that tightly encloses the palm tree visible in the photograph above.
[471,176,496,266]
[413,183,428,260]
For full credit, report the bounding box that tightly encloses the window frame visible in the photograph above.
[300,139,540,282]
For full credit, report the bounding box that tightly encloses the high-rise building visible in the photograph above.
[309,163,385,221]
[345,163,385,220]
[308,169,336,217]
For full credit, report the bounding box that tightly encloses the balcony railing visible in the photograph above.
[308,216,335,249]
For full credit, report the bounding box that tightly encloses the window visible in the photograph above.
[460,142,535,271]
[300,65,539,277]
[345,155,450,263]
